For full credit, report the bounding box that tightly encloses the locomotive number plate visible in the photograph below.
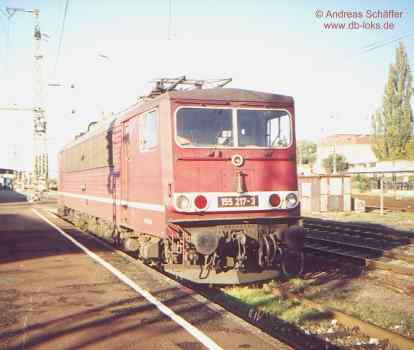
[218,195,259,208]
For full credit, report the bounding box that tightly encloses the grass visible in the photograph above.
[326,298,414,336]
[219,280,414,340]
[285,277,309,291]
[298,275,414,338]
[220,283,325,326]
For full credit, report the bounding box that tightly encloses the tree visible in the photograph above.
[353,174,371,192]
[406,138,414,160]
[297,140,317,166]
[371,42,413,160]
[322,154,348,174]
[371,109,387,159]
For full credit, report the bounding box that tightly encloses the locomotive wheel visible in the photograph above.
[281,248,304,277]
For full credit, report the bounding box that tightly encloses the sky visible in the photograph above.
[0,0,413,176]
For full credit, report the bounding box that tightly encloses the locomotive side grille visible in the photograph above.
[63,132,113,172]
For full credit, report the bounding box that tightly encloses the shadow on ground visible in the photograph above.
[0,190,27,204]
[0,210,111,264]
[0,286,223,350]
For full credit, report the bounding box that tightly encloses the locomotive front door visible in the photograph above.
[120,121,131,225]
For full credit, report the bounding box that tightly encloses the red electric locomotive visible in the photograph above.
[58,78,305,284]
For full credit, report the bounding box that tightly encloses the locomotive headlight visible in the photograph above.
[286,193,298,208]
[176,195,191,211]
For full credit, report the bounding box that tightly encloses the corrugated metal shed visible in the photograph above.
[299,175,352,213]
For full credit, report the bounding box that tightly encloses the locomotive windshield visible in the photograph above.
[176,107,291,148]
[176,108,234,147]
[237,109,291,148]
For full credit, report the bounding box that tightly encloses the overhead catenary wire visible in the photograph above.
[361,31,414,50]
[53,0,70,79]
[362,32,414,53]
[168,0,172,40]
[0,9,11,56]
[0,8,12,104]
[0,11,7,61]
[0,8,7,27]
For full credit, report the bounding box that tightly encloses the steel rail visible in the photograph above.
[305,222,410,243]
[304,217,414,235]
[304,243,414,276]
[306,235,414,263]
[307,227,408,250]
[365,204,414,213]
[304,218,414,243]
[305,224,414,244]
[285,291,414,350]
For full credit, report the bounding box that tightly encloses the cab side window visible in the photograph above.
[139,109,158,151]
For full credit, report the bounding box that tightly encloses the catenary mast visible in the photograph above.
[32,9,48,194]
[6,7,48,197]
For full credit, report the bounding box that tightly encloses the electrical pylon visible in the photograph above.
[6,7,48,197]
[33,9,48,195]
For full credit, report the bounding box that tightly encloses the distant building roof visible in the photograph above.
[0,168,15,174]
[314,133,378,172]
[319,134,372,147]
[348,160,414,174]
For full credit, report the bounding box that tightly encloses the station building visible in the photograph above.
[314,134,377,174]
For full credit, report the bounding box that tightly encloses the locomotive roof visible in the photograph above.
[62,115,116,150]
[62,87,293,150]
[167,87,294,104]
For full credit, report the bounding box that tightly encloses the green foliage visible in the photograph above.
[353,174,370,192]
[371,109,387,159]
[322,153,348,174]
[371,42,413,160]
[48,178,58,190]
[406,138,414,160]
[297,140,317,166]
[223,285,323,326]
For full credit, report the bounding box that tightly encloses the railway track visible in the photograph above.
[304,218,414,243]
[97,247,412,350]
[49,209,330,350]
[49,208,414,350]
[304,218,414,277]
[353,194,414,214]
[204,284,414,350]
[366,205,414,214]
[285,291,414,350]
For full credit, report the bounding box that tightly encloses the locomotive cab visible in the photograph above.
[163,88,305,283]
[58,82,304,285]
